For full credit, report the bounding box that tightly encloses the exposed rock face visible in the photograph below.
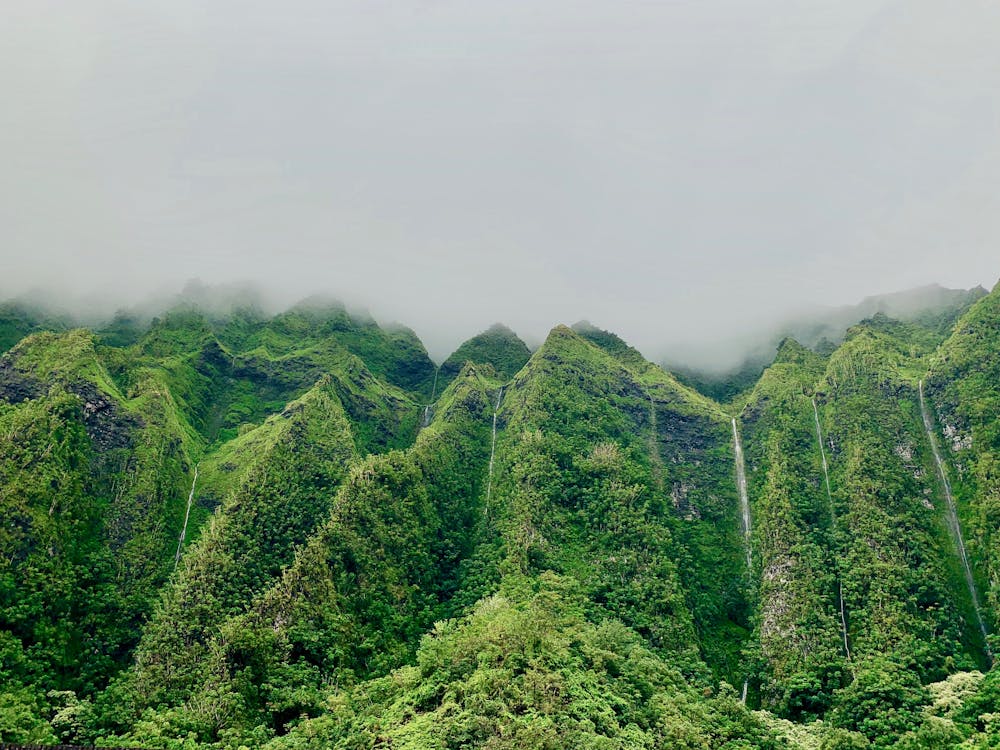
[760,557,797,645]
[0,357,43,403]
[942,423,973,452]
[73,381,142,452]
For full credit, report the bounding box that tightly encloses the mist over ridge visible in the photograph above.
[4,1,1000,375]
[1,277,991,380]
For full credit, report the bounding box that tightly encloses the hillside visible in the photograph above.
[3,285,1000,748]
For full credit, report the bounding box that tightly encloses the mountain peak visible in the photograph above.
[437,323,531,389]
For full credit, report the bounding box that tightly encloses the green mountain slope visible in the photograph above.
[925,286,1000,641]
[5,287,1000,748]
[738,338,849,717]
[116,377,362,717]
[0,329,199,709]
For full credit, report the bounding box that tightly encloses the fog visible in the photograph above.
[3,1,999,367]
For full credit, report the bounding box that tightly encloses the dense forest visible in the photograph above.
[3,283,1000,748]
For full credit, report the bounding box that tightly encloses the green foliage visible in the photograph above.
[265,574,784,750]
[0,687,58,744]
[829,659,928,746]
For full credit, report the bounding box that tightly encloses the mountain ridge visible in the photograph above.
[3,282,1000,747]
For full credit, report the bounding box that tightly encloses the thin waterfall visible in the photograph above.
[421,367,441,429]
[812,399,833,502]
[731,417,752,705]
[430,367,440,402]
[174,464,198,568]
[812,398,852,662]
[484,387,504,507]
[919,380,991,657]
[732,418,752,570]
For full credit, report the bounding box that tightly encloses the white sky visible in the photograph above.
[3,1,999,363]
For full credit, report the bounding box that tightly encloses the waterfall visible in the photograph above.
[918,380,990,657]
[731,418,752,570]
[174,464,198,568]
[421,367,441,429]
[812,399,833,503]
[731,417,753,704]
[812,398,852,662]
[484,387,504,507]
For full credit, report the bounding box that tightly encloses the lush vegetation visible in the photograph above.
[3,285,1000,748]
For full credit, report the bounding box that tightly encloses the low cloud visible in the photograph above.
[2,1,998,365]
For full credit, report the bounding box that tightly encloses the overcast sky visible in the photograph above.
[3,1,1000,364]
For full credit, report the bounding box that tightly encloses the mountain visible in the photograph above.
[435,323,532,394]
[3,284,1000,748]
[672,283,987,402]
[814,283,989,339]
